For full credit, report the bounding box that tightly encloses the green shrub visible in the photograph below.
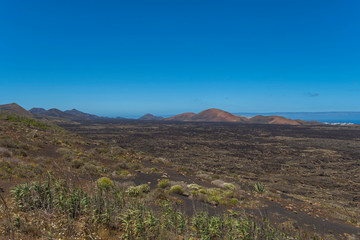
[254,182,265,193]
[170,185,184,195]
[138,184,151,193]
[7,115,49,130]
[116,170,131,177]
[126,184,151,197]
[9,176,300,239]
[224,190,234,198]
[224,183,236,191]
[126,186,140,197]
[229,198,240,205]
[187,184,203,191]
[158,179,170,189]
[207,189,224,204]
[97,177,114,191]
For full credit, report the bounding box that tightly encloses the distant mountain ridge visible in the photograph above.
[0,103,323,125]
[64,109,107,120]
[0,103,123,122]
[165,108,248,122]
[248,115,318,125]
[165,108,321,125]
[29,107,108,121]
[0,103,33,117]
[31,108,74,119]
[139,114,164,120]
[165,112,196,121]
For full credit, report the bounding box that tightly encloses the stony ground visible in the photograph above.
[61,120,360,238]
[1,114,359,239]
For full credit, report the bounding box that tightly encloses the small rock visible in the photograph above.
[211,179,226,188]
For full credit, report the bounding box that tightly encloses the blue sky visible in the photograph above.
[0,0,359,117]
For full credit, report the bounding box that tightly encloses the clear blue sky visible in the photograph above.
[0,0,359,117]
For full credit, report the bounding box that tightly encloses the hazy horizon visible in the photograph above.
[13,103,360,123]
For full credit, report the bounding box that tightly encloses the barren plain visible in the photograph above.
[61,120,360,235]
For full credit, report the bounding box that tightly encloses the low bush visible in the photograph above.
[170,185,184,195]
[116,169,131,178]
[126,186,141,197]
[224,183,236,191]
[187,183,203,191]
[126,184,151,197]
[7,176,301,239]
[7,115,49,130]
[97,177,114,191]
[158,179,170,189]
[138,184,151,193]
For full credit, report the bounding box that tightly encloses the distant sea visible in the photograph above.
[235,112,360,125]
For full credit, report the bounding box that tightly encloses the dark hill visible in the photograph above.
[247,115,321,125]
[29,108,48,115]
[44,108,74,118]
[248,115,301,125]
[64,109,105,120]
[193,108,247,122]
[0,103,32,117]
[139,113,164,120]
[165,112,196,121]
[165,108,247,122]
[30,107,109,121]
[165,108,321,125]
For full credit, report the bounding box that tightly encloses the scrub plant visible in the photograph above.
[157,179,170,189]
[254,182,265,193]
[170,185,184,195]
[7,177,303,239]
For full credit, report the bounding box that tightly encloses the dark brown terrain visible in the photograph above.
[1,103,359,239]
[61,120,360,238]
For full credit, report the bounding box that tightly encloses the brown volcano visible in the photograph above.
[192,108,247,122]
[165,108,321,125]
[165,108,247,122]
[165,112,196,121]
[0,103,33,117]
[248,115,301,125]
